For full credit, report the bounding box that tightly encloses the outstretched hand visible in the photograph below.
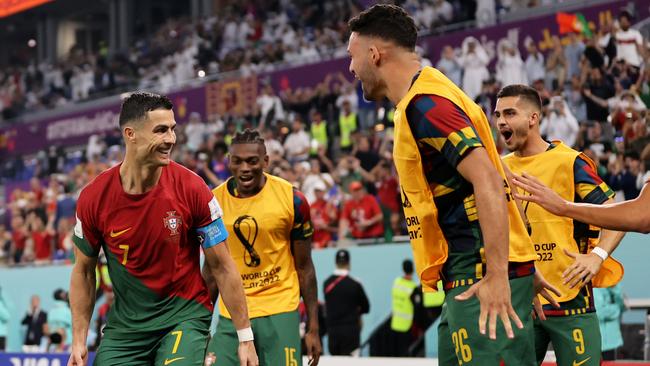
[511,172,568,216]
[455,274,523,340]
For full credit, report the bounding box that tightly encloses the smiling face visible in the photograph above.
[494,96,539,152]
[347,32,386,101]
[126,109,177,166]
[228,143,269,197]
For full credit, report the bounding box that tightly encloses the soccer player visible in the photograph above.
[512,174,650,233]
[346,5,557,365]
[203,129,321,366]
[498,84,625,366]
[68,92,258,366]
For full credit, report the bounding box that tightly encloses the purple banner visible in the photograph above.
[1,86,206,156]
[0,352,96,365]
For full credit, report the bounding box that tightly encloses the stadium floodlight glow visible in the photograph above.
[27,39,37,48]
[198,70,206,78]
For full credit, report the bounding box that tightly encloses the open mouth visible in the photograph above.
[238,175,254,184]
[500,129,513,144]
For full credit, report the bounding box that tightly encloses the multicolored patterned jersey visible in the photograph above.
[405,94,494,283]
[73,161,225,337]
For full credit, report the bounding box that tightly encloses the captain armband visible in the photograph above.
[196,218,228,249]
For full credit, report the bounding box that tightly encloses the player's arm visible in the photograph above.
[68,246,97,366]
[291,189,322,366]
[513,173,650,232]
[562,198,626,289]
[201,259,219,303]
[203,243,250,329]
[194,190,258,366]
[405,94,521,339]
[454,147,523,339]
[202,237,258,366]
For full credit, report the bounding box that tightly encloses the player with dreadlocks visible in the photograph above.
[203,129,322,366]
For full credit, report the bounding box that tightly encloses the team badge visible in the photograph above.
[163,211,182,236]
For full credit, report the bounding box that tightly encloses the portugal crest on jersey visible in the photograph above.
[164,211,182,236]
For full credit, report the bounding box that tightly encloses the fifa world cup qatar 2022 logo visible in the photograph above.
[233,215,261,267]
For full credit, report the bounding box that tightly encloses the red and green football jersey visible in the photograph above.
[73,161,225,337]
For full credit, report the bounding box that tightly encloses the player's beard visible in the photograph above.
[359,67,384,102]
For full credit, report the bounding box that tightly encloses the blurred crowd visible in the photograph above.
[1,7,650,267]
[0,0,552,122]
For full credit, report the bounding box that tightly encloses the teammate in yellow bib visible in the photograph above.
[497,85,625,366]
[203,129,321,366]
[346,5,558,366]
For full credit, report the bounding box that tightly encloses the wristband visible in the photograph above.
[591,247,608,261]
[237,327,254,342]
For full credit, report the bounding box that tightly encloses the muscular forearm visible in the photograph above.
[213,259,251,330]
[564,198,650,233]
[297,258,320,333]
[202,263,219,303]
[475,173,509,276]
[596,228,625,255]
[69,264,96,347]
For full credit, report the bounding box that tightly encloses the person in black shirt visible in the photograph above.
[323,249,370,356]
[21,295,48,352]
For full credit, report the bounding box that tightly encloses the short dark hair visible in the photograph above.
[348,4,417,51]
[231,128,265,146]
[402,259,413,275]
[119,92,173,127]
[497,84,542,112]
[618,10,632,21]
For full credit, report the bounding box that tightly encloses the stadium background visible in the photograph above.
[1,0,649,364]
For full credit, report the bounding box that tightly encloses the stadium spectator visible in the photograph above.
[458,36,490,100]
[27,212,55,265]
[540,96,580,147]
[185,112,208,152]
[323,249,370,356]
[310,182,338,249]
[302,159,335,204]
[564,32,585,81]
[10,215,28,264]
[608,151,642,200]
[21,295,48,352]
[614,11,645,69]
[371,160,401,238]
[338,181,384,241]
[525,43,546,85]
[284,117,311,164]
[583,67,615,123]
[545,36,567,90]
[436,45,462,87]
[496,40,527,86]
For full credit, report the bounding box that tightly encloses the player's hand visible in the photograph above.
[532,270,561,321]
[67,344,88,366]
[511,172,568,216]
[562,248,603,289]
[455,273,523,340]
[238,340,259,366]
[304,329,322,366]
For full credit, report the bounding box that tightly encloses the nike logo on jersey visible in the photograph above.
[573,357,591,366]
[110,227,131,238]
[164,357,185,365]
